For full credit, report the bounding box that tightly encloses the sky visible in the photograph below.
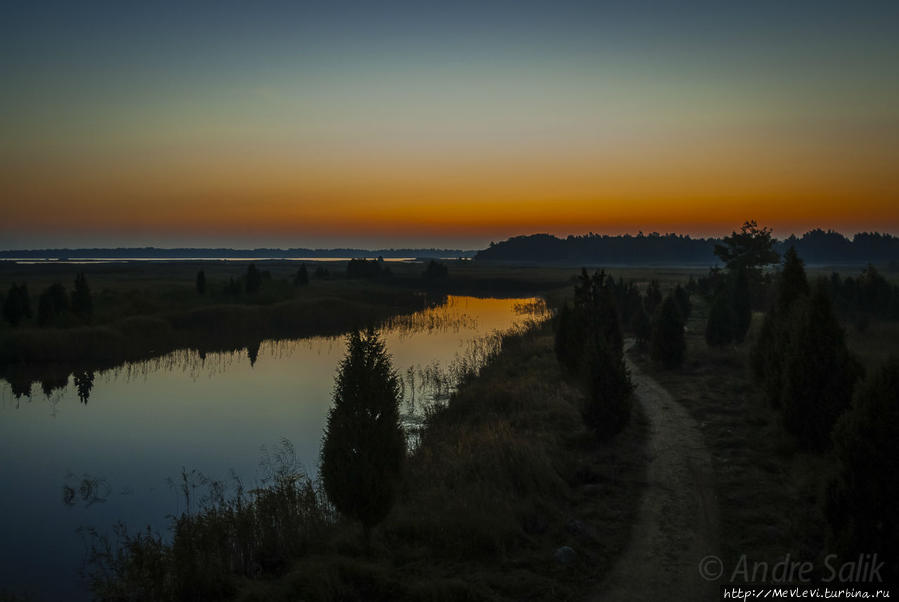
[2,0,898,249]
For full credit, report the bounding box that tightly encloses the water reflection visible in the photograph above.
[0,295,545,600]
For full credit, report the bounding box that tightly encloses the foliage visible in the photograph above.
[672,284,691,321]
[650,296,685,368]
[245,264,263,294]
[713,220,780,273]
[751,246,811,408]
[826,356,899,581]
[320,329,406,537]
[780,281,861,450]
[71,272,93,320]
[631,301,652,346]
[37,282,70,326]
[313,266,331,280]
[346,258,391,280]
[294,264,309,286]
[644,280,662,316]
[2,283,31,326]
[422,259,449,281]
[554,269,632,439]
[580,334,633,439]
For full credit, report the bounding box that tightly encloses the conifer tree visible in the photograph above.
[780,281,861,450]
[320,329,405,541]
[71,272,93,320]
[294,264,309,286]
[826,357,899,581]
[38,283,69,326]
[245,264,262,294]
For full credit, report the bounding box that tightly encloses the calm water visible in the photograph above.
[0,296,542,600]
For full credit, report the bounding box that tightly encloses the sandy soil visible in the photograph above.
[592,341,720,601]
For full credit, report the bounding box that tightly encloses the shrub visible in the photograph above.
[2,283,31,326]
[71,272,93,320]
[580,335,633,440]
[294,264,309,286]
[320,329,406,540]
[780,281,861,450]
[37,282,69,326]
[826,356,899,581]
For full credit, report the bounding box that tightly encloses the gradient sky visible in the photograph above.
[2,0,898,249]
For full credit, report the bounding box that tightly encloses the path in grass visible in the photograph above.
[592,340,720,601]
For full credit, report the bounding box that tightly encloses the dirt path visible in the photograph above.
[592,341,719,601]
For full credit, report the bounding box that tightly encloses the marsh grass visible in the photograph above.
[83,319,648,602]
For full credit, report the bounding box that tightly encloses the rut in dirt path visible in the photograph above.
[592,341,719,602]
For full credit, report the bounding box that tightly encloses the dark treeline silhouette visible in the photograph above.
[475,229,899,265]
[0,247,476,259]
[345,257,391,279]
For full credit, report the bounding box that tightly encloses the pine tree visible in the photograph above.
[826,356,899,581]
[673,284,692,321]
[245,264,262,294]
[38,282,69,326]
[320,329,406,541]
[777,246,809,312]
[645,280,662,315]
[195,270,206,295]
[631,300,652,346]
[780,281,861,450]
[3,283,31,326]
[650,296,686,368]
[71,272,93,320]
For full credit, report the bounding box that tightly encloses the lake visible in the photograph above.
[0,295,543,600]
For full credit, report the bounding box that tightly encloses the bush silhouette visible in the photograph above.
[780,281,861,450]
[650,296,685,368]
[294,264,309,286]
[3,283,31,326]
[245,264,262,294]
[826,356,899,581]
[751,245,811,408]
[580,334,633,440]
[37,282,69,326]
[320,329,406,541]
[673,284,691,321]
[423,260,449,280]
[68,272,93,321]
[631,300,652,346]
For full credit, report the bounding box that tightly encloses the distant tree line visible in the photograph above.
[475,228,899,265]
[0,247,476,259]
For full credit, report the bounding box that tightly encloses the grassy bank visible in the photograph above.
[85,319,648,602]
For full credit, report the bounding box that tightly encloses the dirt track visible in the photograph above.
[592,342,719,601]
